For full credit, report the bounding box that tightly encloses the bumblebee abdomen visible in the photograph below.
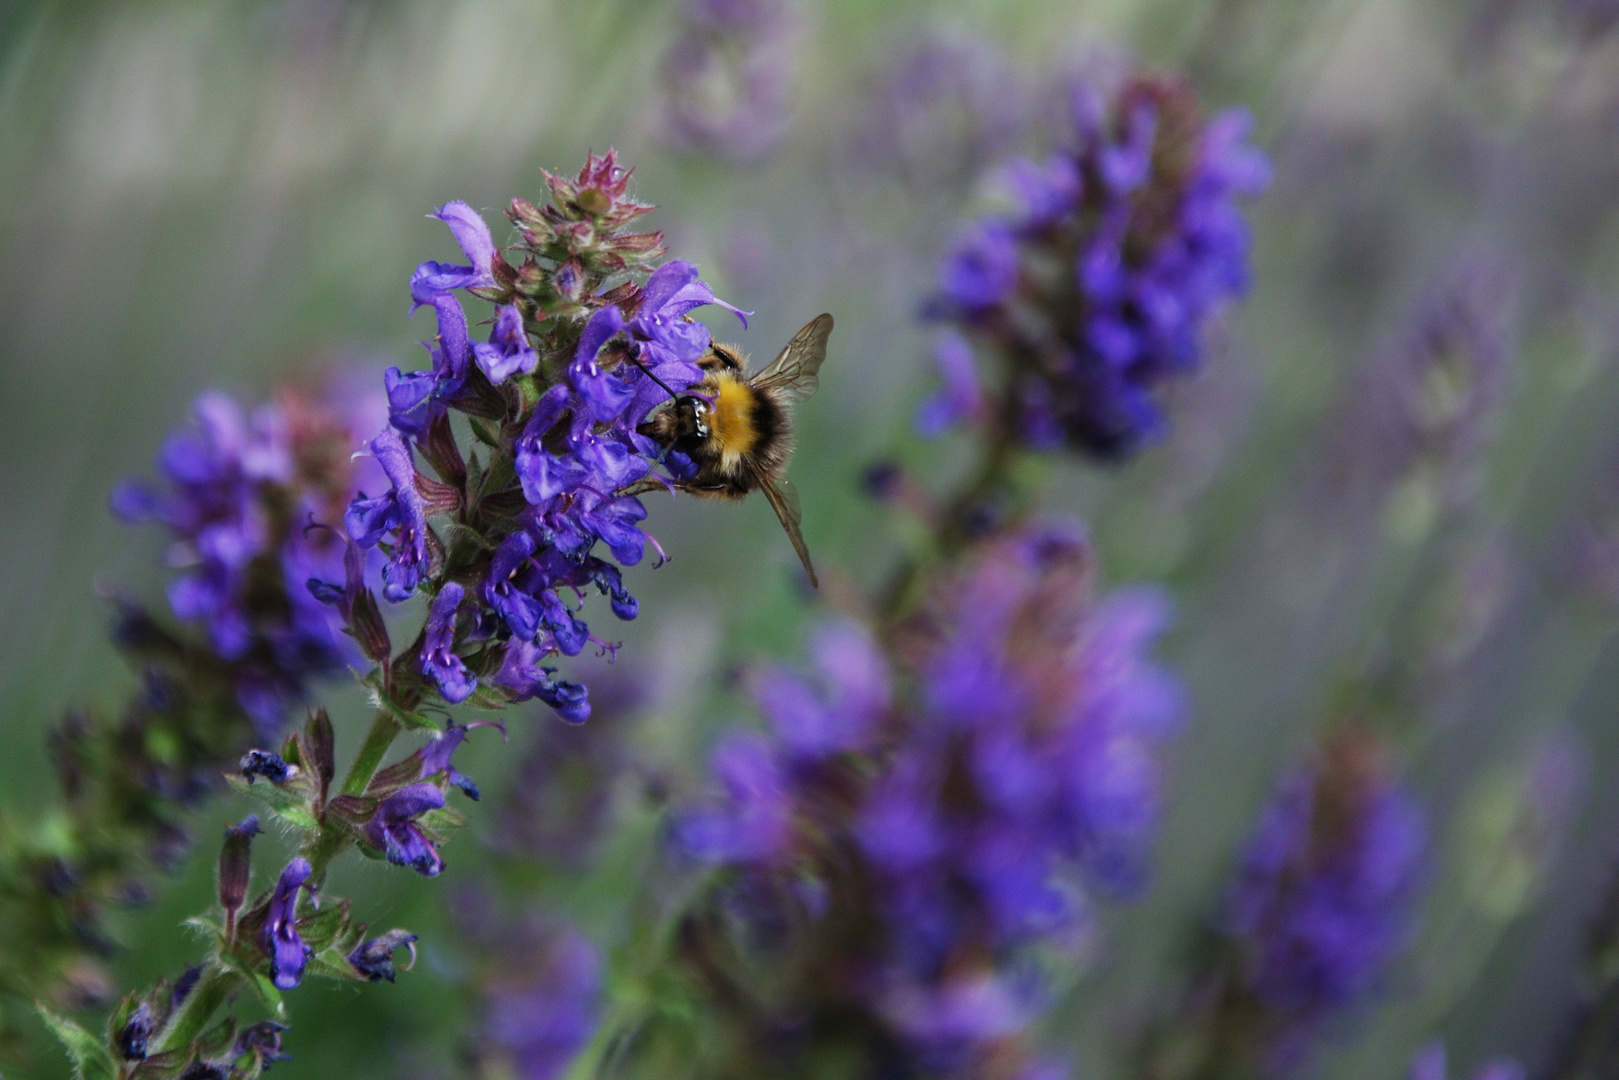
[709,375,760,463]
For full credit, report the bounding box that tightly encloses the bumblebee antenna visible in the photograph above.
[621,351,683,404]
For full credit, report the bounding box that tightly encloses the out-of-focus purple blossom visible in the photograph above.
[916,330,988,436]
[263,858,313,990]
[456,900,603,1080]
[1328,259,1517,519]
[924,74,1269,459]
[938,221,1021,311]
[845,27,1026,196]
[1220,732,1429,1074]
[112,379,384,731]
[670,522,1184,1068]
[656,0,801,163]
[1410,1042,1527,1080]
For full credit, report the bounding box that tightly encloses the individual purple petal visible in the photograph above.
[384,367,441,438]
[430,292,473,381]
[422,583,476,704]
[263,858,312,990]
[368,428,431,601]
[366,783,447,876]
[474,304,539,384]
[431,201,498,282]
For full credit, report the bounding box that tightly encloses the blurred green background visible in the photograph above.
[3,0,1619,1077]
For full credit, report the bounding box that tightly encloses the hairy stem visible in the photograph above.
[150,964,236,1056]
[341,711,402,798]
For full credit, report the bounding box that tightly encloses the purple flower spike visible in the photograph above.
[114,379,385,731]
[924,73,1268,459]
[365,783,447,876]
[422,583,476,704]
[1221,733,1429,1074]
[264,858,313,990]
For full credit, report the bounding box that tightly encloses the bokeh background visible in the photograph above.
[3,0,1619,1077]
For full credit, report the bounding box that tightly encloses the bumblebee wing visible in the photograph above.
[754,471,818,589]
[748,313,834,405]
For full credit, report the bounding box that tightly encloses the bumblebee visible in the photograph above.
[634,313,834,587]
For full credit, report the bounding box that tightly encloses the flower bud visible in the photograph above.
[117,1002,153,1061]
[218,815,259,939]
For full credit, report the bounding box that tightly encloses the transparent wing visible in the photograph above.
[755,472,818,588]
[748,313,834,405]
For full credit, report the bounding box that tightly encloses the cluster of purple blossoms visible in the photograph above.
[1218,732,1430,1075]
[342,152,746,722]
[923,73,1270,459]
[656,0,800,163]
[113,381,385,729]
[672,520,1184,1071]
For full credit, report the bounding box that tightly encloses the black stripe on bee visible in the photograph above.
[702,345,746,373]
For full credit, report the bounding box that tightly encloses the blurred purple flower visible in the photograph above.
[112,379,384,731]
[657,0,801,163]
[925,74,1269,459]
[670,521,1184,1067]
[1221,733,1429,1074]
[845,27,1026,195]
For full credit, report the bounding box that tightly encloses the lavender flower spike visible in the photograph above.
[264,858,313,990]
[1220,732,1429,1074]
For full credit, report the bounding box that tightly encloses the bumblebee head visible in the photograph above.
[637,394,710,446]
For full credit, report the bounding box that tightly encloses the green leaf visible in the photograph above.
[226,775,319,829]
[218,953,285,1018]
[469,418,500,448]
[194,1016,238,1059]
[361,671,439,731]
[306,949,364,982]
[295,899,350,952]
[37,1003,119,1080]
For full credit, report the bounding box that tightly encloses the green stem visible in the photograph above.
[341,711,402,798]
[304,709,402,883]
[150,964,236,1056]
[875,428,1020,621]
